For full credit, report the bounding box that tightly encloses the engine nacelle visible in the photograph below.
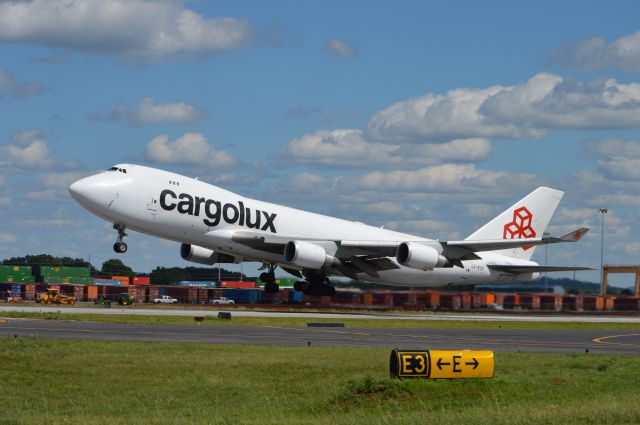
[284,241,334,270]
[180,244,241,265]
[396,242,448,270]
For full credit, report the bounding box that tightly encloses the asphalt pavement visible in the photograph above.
[1,317,638,354]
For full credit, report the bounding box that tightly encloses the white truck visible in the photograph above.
[210,297,235,305]
[153,295,178,304]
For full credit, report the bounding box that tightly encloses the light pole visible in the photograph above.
[600,208,608,295]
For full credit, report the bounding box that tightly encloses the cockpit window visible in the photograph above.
[107,166,128,174]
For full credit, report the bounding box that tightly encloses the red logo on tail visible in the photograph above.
[503,206,536,250]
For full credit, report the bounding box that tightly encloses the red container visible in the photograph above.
[148,286,159,302]
[187,287,199,303]
[73,285,84,301]
[439,293,462,310]
[132,276,150,285]
[25,284,36,300]
[520,295,540,310]
[461,293,472,309]
[220,281,256,289]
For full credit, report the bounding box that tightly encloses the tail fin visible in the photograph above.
[465,187,563,260]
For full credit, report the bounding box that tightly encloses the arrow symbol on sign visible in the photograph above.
[436,358,451,370]
[465,358,479,369]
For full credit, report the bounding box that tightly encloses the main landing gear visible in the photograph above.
[294,274,336,297]
[260,265,279,294]
[113,223,128,253]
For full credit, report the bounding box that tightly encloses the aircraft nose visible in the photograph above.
[68,178,88,201]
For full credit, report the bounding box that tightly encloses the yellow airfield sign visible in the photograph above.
[390,350,494,379]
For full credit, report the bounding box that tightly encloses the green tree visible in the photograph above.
[101,259,134,277]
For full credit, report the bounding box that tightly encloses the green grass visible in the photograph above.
[0,338,639,424]
[3,310,640,330]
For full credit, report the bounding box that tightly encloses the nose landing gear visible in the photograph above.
[113,224,128,253]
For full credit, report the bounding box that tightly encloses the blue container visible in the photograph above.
[223,288,261,304]
[10,284,22,295]
[158,287,166,296]
[176,281,216,288]
[288,290,303,304]
[93,279,122,286]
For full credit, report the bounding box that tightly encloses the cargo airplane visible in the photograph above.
[69,164,591,295]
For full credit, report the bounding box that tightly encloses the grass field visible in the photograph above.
[2,309,640,330]
[1,337,639,424]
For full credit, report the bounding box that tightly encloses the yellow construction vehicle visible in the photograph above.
[36,289,77,305]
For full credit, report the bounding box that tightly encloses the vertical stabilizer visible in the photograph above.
[465,187,563,260]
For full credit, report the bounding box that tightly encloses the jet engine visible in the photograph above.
[396,242,448,270]
[284,241,335,269]
[180,244,241,265]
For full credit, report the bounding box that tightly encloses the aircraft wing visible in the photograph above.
[230,228,589,261]
[488,265,595,273]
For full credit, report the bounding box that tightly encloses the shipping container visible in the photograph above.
[94,279,123,286]
[0,274,35,283]
[613,297,640,311]
[540,294,562,311]
[220,281,256,289]
[582,296,603,311]
[24,284,36,300]
[222,288,261,304]
[439,294,462,310]
[111,276,130,286]
[74,285,85,301]
[562,296,584,312]
[0,265,32,275]
[503,294,520,309]
[288,290,304,304]
[520,295,541,310]
[86,285,99,300]
[176,280,216,288]
[36,266,90,277]
[10,284,22,296]
[132,276,151,285]
[187,287,199,303]
[148,286,160,302]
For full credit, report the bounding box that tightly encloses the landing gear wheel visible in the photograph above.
[260,264,279,294]
[264,282,280,294]
[112,223,128,254]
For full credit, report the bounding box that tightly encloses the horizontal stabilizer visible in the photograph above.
[444,227,590,259]
[488,265,595,274]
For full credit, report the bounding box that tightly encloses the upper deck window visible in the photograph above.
[107,166,128,174]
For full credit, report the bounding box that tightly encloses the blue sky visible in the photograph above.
[1,0,639,286]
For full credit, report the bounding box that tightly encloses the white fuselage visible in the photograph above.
[69,164,538,287]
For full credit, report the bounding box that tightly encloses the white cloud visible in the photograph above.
[583,140,640,181]
[366,73,640,143]
[0,67,42,98]
[348,164,536,193]
[145,133,238,167]
[326,38,356,59]
[0,129,55,169]
[281,129,491,168]
[549,30,640,73]
[89,97,207,125]
[0,232,16,243]
[0,0,252,63]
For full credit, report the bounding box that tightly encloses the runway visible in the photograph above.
[1,317,639,354]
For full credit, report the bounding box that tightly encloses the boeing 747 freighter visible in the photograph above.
[69,164,591,295]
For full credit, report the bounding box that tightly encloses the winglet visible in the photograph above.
[556,227,589,242]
